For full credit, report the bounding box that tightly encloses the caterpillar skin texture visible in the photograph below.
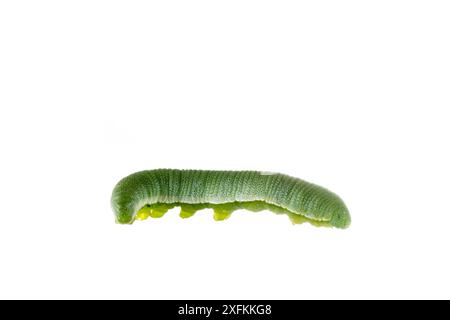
[111,169,350,229]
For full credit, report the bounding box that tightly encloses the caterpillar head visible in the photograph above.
[329,204,351,229]
[300,184,351,229]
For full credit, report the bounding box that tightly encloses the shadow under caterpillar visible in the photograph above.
[111,169,350,229]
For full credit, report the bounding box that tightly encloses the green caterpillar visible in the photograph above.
[111,169,350,229]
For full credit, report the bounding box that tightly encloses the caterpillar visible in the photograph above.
[111,169,351,229]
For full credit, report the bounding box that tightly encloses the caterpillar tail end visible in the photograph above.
[115,214,134,224]
[112,202,136,225]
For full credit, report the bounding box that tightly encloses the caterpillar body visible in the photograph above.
[111,169,351,229]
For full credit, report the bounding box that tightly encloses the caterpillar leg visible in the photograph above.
[150,207,169,218]
[213,208,232,221]
[288,213,308,225]
[135,204,169,220]
[144,203,174,218]
[136,205,152,221]
[179,205,197,219]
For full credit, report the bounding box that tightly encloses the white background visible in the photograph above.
[1,1,449,300]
